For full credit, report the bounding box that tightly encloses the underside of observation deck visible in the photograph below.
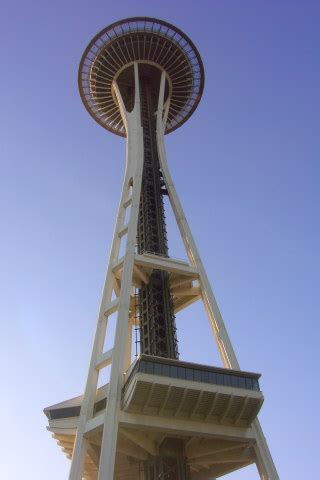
[45,357,263,480]
[79,17,204,136]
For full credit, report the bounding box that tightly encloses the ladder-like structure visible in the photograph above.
[44,17,279,480]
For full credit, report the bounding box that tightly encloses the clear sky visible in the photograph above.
[1,1,319,478]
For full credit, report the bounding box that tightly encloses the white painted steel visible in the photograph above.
[69,62,144,480]
[69,64,278,480]
[156,70,279,480]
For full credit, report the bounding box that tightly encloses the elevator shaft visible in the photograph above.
[137,76,178,360]
[137,75,189,480]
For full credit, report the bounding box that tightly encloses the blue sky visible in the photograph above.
[1,1,319,478]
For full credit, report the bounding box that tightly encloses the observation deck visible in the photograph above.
[45,356,263,427]
[79,17,204,136]
[44,356,263,478]
[123,355,263,427]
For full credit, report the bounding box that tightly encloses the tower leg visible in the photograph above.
[253,420,279,479]
[156,81,279,480]
[69,62,143,480]
[68,169,135,480]
[97,63,144,480]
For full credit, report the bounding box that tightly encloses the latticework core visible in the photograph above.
[79,17,204,136]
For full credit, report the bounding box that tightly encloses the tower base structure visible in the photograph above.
[44,18,279,480]
[45,355,267,479]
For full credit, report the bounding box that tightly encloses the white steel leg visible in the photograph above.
[156,83,279,480]
[69,62,143,480]
[69,173,132,480]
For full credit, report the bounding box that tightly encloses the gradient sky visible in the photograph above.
[1,1,319,478]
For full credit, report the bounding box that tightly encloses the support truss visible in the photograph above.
[68,64,278,480]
